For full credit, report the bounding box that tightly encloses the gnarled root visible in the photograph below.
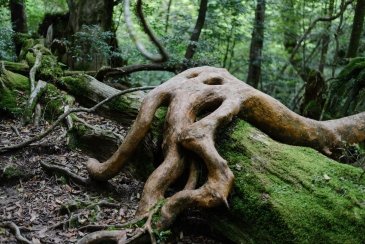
[85,66,365,241]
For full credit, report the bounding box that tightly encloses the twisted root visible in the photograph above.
[85,66,365,242]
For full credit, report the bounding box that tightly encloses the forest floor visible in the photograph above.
[0,113,224,243]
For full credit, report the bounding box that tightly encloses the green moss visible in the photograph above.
[2,164,24,180]
[216,120,365,243]
[40,83,74,120]
[60,75,90,97]
[39,55,63,79]
[0,71,29,116]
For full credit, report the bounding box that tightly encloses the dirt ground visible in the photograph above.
[0,114,224,243]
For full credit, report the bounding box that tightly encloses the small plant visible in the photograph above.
[68,25,114,70]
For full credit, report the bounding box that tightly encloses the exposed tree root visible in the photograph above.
[85,66,365,242]
[40,161,91,186]
[0,221,32,244]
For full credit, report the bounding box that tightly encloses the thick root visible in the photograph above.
[84,66,365,241]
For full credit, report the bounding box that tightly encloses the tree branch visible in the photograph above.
[124,0,169,62]
[0,86,156,153]
[96,63,176,80]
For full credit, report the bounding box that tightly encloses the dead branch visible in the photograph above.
[124,0,168,62]
[0,222,32,244]
[184,0,208,62]
[0,86,155,153]
[95,63,176,81]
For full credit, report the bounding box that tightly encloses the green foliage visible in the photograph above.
[0,26,16,61]
[68,25,114,69]
[326,58,365,118]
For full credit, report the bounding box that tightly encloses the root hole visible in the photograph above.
[204,77,223,85]
[195,98,223,121]
[187,72,199,79]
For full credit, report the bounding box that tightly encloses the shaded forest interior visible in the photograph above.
[0,0,365,243]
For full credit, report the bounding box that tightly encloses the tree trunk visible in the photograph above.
[9,0,28,56]
[67,0,114,34]
[319,0,334,73]
[346,0,365,58]
[184,0,208,63]
[59,74,145,126]
[246,0,266,89]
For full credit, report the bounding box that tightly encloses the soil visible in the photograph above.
[0,113,224,243]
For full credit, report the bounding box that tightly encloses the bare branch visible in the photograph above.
[29,48,42,92]
[0,86,156,153]
[165,0,173,34]
[124,0,169,62]
[96,63,176,80]
[184,0,208,62]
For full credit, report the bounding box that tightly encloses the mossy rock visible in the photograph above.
[210,120,365,243]
[0,70,29,116]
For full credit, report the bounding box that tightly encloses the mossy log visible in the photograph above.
[210,120,365,243]
[59,74,145,125]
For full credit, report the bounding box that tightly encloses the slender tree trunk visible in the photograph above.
[9,0,28,56]
[346,0,365,58]
[184,0,208,61]
[67,0,114,33]
[165,0,173,34]
[319,0,334,73]
[9,0,28,33]
[246,0,266,88]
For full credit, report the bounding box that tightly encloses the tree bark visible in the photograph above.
[9,0,28,56]
[346,0,365,58]
[67,0,114,33]
[247,0,266,89]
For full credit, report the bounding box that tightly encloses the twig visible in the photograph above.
[78,214,147,233]
[0,86,155,153]
[0,221,32,244]
[11,125,21,137]
[40,161,91,186]
[124,0,168,62]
